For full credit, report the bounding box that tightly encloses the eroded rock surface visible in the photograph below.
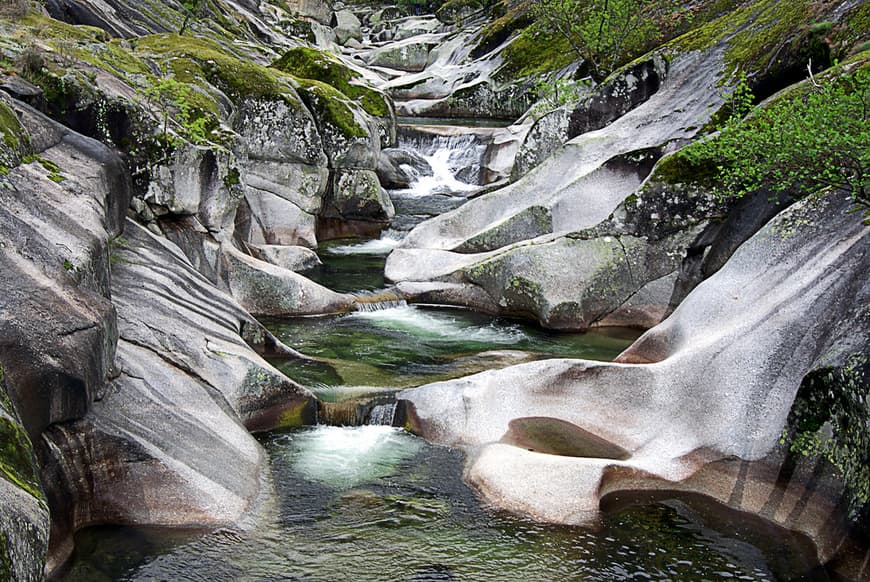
[400,193,869,570]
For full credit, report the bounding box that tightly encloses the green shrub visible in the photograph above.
[678,67,870,218]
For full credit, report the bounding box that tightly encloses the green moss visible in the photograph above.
[666,0,827,75]
[223,166,240,187]
[21,154,66,182]
[496,23,574,79]
[472,4,533,58]
[275,399,313,429]
[0,366,45,504]
[135,34,290,100]
[297,80,367,138]
[21,13,109,42]
[271,47,391,118]
[653,150,717,186]
[0,101,22,161]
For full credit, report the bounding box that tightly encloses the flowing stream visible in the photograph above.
[60,125,831,581]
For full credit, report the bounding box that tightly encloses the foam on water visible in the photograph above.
[348,304,527,345]
[394,134,484,197]
[289,426,422,489]
[326,231,404,255]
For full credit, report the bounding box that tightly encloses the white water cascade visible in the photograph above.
[368,402,398,426]
[396,132,486,197]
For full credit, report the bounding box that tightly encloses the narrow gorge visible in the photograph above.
[0,0,867,580]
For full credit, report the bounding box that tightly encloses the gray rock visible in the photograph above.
[253,244,323,271]
[512,105,573,180]
[233,96,329,248]
[144,143,244,238]
[324,169,395,224]
[568,55,668,139]
[365,38,440,72]
[222,245,353,316]
[400,192,869,563]
[235,96,327,168]
[0,374,49,582]
[282,0,333,24]
[376,147,433,189]
[333,9,362,44]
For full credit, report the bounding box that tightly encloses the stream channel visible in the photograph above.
[62,123,829,581]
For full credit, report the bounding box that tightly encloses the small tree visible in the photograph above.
[679,67,870,219]
[179,0,205,35]
[531,0,679,82]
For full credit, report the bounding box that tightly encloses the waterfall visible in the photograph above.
[355,299,409,312]
[368,402,398,426]
[317,397,399,427]
[397,128,488,192]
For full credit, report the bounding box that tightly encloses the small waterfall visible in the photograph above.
[318,396,401,427]
[368,402,398,426]
[397,128,489,190]
[355,299,408,312]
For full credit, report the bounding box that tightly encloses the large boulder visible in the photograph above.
[282,0,333,24]
[376,147,433,189]
[332,9,362,45]
[234,96,329,248]
[400,192,870,575]
[222,245,354,316]
[365,37,441,72]
[511,105,573,180]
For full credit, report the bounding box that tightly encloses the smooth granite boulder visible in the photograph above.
[400,192,869,570]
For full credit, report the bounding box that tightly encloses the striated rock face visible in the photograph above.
[0,97,127,444]
[234,96,329,248]
[0,93,327,575]
[400,193,869,574]
[0,368,49,582]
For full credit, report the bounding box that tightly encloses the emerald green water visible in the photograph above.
[63,425,826,581]
[60,165,833,581]
[264,306,638,396]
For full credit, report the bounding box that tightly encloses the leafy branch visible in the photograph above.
[678,66,870,220]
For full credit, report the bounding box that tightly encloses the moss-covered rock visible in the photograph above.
[324,169,395,223]
[0,363,49,582]
[435,0,486,24]
[471,2,534,59]
[494,23,574,80]
[0,97,28,171]
[455,205,553,252]
[135,34,292,101]
[271,47,393,119]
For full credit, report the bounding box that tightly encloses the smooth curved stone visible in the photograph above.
[500,417,631,460]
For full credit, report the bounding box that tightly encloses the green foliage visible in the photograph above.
[782,355,869,517]
[531,0,682,81]
[529,77,589,118]
[144,74,218,145]
[270,47,391,118]
[678,67,870,218]
[179,0,205,35]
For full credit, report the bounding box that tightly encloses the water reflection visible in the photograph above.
[62,427,828,581]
